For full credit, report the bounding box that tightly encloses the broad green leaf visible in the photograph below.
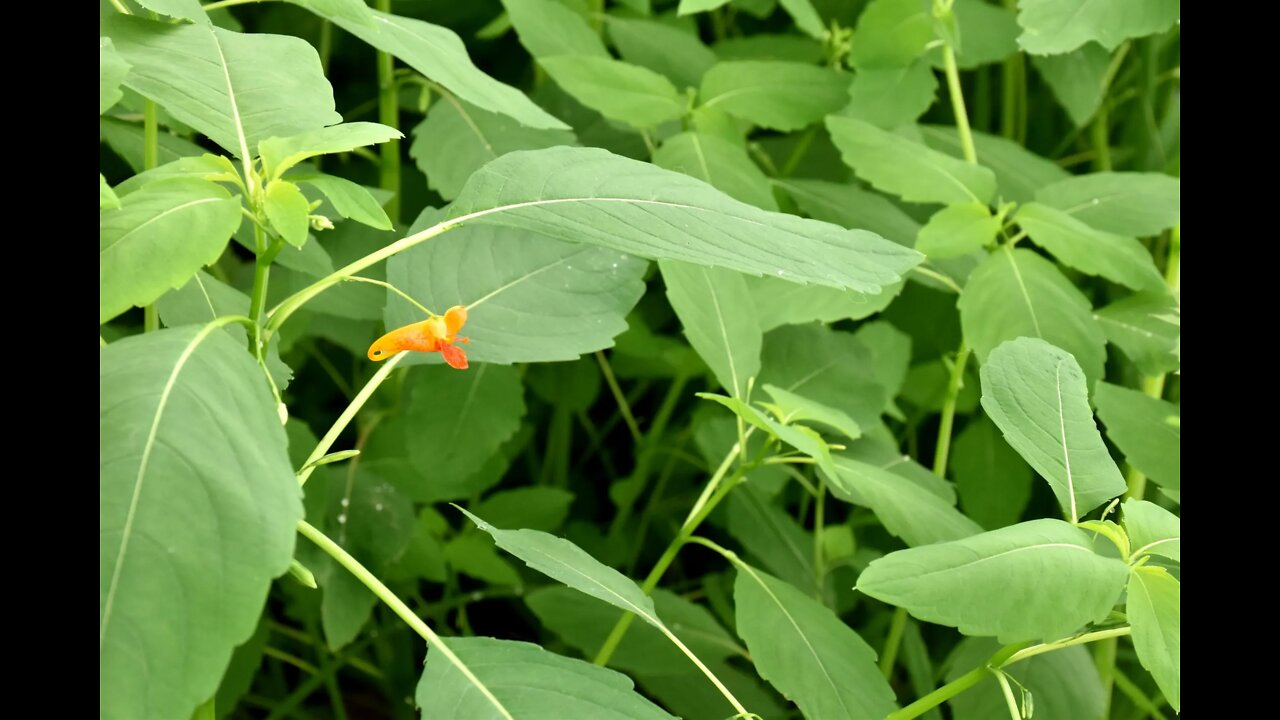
[100,327,302,720]
[777,179,920,246]
[919,124,1070,203]
[762,385,861,440]
[1031,43,1112,126]
[679,0,731,14]
[654,132,777,210]
[259,122,401,180]
[100,37,130,114]
[1094,382,1180,495]
[475,487,574,533]
[1127,566,1180,712]
[759,324,889,431]
[926,0,1019,69]
[661,261,762,399]
[857,519,1130,642]
[503,0,609,58]
[1016,0,1181,55]
[1122,499,1179,563]
[735,562,898,719]
[281,0,377,28]
[947,639,1105,720]
[100,116,208,173]
[828,455,982,546]
[289,1,568,130]
[714,34,825,63]
[917,203,999,258]
[700,61,851,131]
[292,172,392,230]
[214,619,268,719]
[405,364,526,484]
[851,0,933,69]
[264,179,311,248]
[1017,202,1165,291]
[445,532,522,586]
[114,154,241,198]
[839,60,938,130]
[853,321,913,405]
[980,338,1126,520]
[727,486,820,595]
[100,178,241,324]
[952,414,1034,529]
[526,358,601,412]
[541,56,685,128]
[418,636,676,719]
[779,0,825,39]
[106,15,341,158]
[607,17,718,90]
[387,509,448,583]
[1035,171,1181,236]
[447,146,922,292]
[101,174,120,209]
[387,211,648,364]
[410,96,575,202]
[959,247,1108,385]
[699,393,839,480]
[746,275,903,331]
[1095,292,1180,376]
[901,359,980,414]
[133,0,208,23]
[826,116,997,204]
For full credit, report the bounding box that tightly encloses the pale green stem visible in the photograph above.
[932,342,971,476]
[296,520,514,720]
[596,351,642,443]
[1113,667,1170,720]
[879,607,909,678]
[942,46,978,164]
[297,353,406,486]
[993,670,1022,720]
[375,0,400,224]
[142,99,160,331]
[345,276,436,317]
[202,0,269,11]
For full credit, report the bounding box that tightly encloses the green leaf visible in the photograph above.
[952,414,1034,529]
[917,203,999,259]
[264,179,311,248]
[134,0,208,23]
[1016,202,1165,291]
[946,639,1105,720]
[1031,42,1112,126]
[410,96,575,203]
[1035,171,1181,236]
[101,326,302,720]
[919,124,1070,203]
[838,60,938,130]
[851,0,933,69]
[106,15,341,158]
[607,17,718,90]
[735,562,898,719]
[541,56,685,129]
[654,131,777,210]
[387,509,448,583]
[746,275,903,332]
[259,122,401,181]
[214,619,269,719]
[114,154,241,198]
[101,174,121,209]
[698,393,839,480]
[288,1,568,130]
[292,173,392,230]
[778,0,826,39]
[405,364,527,483]
[387,211,648,364]
[447,146,922,292]
[926,0,1019,69]
[281,0,377,28]
[959,247,1108,385]
[828,455,982,546]
[777,179,920,246]
[417,636,676,719]
[1094,382,1180,496]
[100,178,241,324]
[759,324,889,431]
[1127,566,1180,712]
[1094,291,1180,376]
[661,261,762,399]
[700,61,851,132]
[980,338,1126,520]
[502,0,610,58]
[445,532,522,586]
[727,487,820,595]
[826,116,998,204]
[679,0,731,14]
[100,37,130,115]
[475,487,575,533]
[1016,0,1181,55]
[761,385,861,440]
[858,519,1130,642]
[1122,499,1179,563]
[714,34,825,63]
[100,116,208,173]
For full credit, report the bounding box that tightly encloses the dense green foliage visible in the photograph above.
[100,1,1180,718]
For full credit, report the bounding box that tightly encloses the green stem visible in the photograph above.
[932,342,970,477]
[879,607,909,678]
[1113,667,1170,720]
[1091,105,1112,171]
[202,0,269,11]
[297,520,514,720]
[109,0,130,13]
[375,0,400,225]
[346,275,436,317]
[993,670,1022,720]
[888,643,1026,720]
[596,351,642,443]
[781,125,818,177]
[297,353,406,486]
[813,472,825,598]
[141,99,160,330]
[942,45,978,164]
[1094,635,1119,718]
[611,373,690,538]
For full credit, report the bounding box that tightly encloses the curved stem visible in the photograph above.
[879,607,909,678]
[596,351,642,443]
[346,275,436,317]
[297,352,406,485]
[887,643,1026,720]
[296,520,514,720]
[932,342,970,477]
[942,45,978,164]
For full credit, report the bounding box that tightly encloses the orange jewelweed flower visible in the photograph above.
[367,305,471,369]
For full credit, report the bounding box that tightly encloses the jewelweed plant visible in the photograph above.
[100,1,1180,718]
